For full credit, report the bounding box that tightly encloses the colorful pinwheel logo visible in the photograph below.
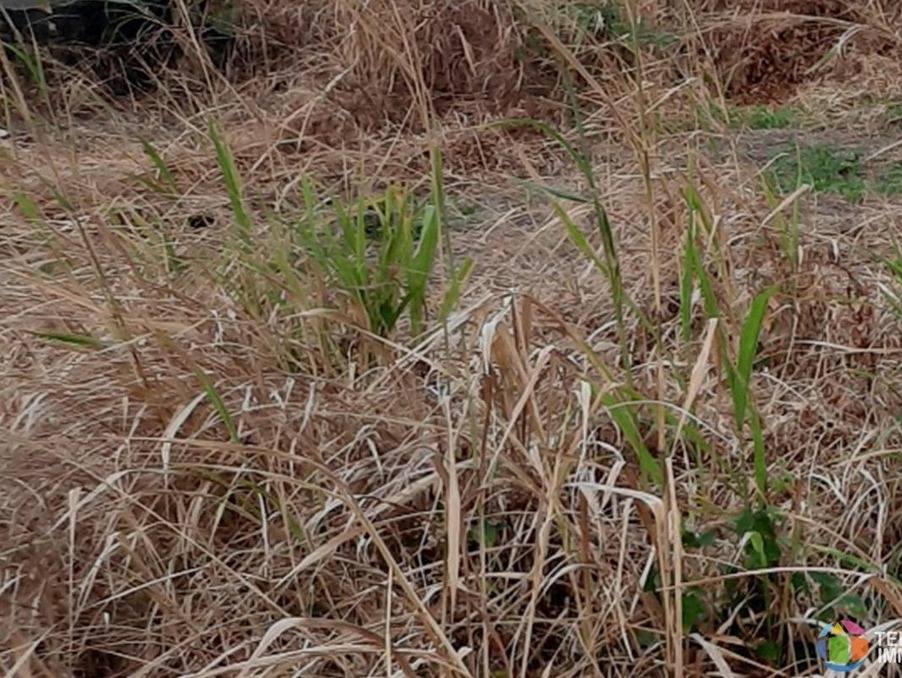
[816,620,869,673]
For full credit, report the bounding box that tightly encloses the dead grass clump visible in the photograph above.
[7,1,902,675]
[325,0,539,129]
[0,260,663,675]
[208,0,638,135]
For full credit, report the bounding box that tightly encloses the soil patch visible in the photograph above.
[700,0,900,105]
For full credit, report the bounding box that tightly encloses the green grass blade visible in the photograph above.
[513,178,589,203]
[196,370,239,444]
[139,137,177,193]
[407,204,440,335]
[749,407,768,501]
[12,192,41,222]
[601,392,663,487]
[679,231,695,343]
[208,120,251,240]
[556,202,609,275]
[438,257,474,326]
[28,331,108,350]
[737,286,775,387]
[733,286,776,428]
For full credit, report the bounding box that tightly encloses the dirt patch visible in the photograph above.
[699,0,900,104]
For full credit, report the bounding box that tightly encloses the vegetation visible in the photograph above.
[2,1,902,676]
[764,143,902,202]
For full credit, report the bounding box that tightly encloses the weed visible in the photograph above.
[767,144,866,202]
[569,1,676,48]
[874,163,902,196]
[767,145,902,201]
[720,103,799,129]
[742,104,797,130]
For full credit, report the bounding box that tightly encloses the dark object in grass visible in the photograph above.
[1,0,170,45]
[0,0,233,93]
[188,213,215,230]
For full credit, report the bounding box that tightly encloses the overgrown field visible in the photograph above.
[3,1,902,676]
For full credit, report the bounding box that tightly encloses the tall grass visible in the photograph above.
[3,1,902,676]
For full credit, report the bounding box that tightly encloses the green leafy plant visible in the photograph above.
[681,182,775,496]
[208,120,252,242]
[495,115,672,489]
[678,510,785,663]
[205,125,470,370]
[295,183,467,339]
[741,104,798,130]
[678,511,877,671]
[727,286,776,500]
[682,103,800,134]
[569,1,676,48]
[767,145,866,202]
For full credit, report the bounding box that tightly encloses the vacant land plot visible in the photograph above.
[2,1,902,676]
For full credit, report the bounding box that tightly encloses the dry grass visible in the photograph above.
[3,0,902,676]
